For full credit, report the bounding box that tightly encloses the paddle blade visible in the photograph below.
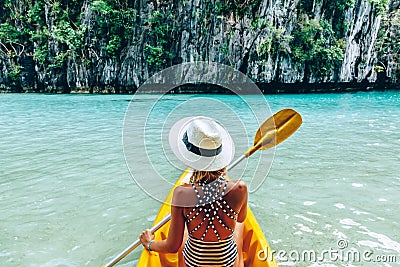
[244,109,302,157]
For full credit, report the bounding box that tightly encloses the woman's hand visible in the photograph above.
[139,229,155,250]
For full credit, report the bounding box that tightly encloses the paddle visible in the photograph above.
[103,108,302,267]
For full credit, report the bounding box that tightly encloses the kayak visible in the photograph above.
[137,169,278,267]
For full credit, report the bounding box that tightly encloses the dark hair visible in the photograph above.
[190,167,226,184]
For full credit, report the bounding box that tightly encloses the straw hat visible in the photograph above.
[169,116,235,171]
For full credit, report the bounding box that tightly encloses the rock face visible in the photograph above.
[341,0,381,82]
[0,0,398,93]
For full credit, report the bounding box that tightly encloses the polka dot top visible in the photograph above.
[185,177,239,241]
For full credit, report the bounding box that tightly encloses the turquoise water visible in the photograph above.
[0,92,399,266]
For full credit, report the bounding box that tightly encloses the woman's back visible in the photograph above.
[181,178,247,242]
[177,177,247,267]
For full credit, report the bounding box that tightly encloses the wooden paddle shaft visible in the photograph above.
[227,154,246,170]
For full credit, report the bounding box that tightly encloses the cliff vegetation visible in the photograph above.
[0,0,399,93]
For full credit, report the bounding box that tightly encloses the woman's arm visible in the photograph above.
[139,187,186,253]
[236,181,248,223]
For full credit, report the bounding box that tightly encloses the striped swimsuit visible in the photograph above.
[183,177,238,267]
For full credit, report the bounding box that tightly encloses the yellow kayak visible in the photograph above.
[137,169,278,267]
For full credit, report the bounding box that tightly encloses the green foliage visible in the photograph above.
[15,0,85,68]
[90,0,136,57]
[1,0,137,72]
[250,18,270,31]
[145,10,175,69]
[37,1,86,68]
[291,19,345,77]
[51,2,83,45]
[8,64,23,81]
[257,27,292,58]
[33,44,48,65]
[254,17,292,63]
[328,0,354,13]
[0,22,22,44]
[103,35,122,56]
[148,10,172,44]
[368,0,389,15]
[257,38,272,57]
[298,0,354,38]
[26,1,46,25]
[214,0,262,19]
[375,3,400,82]
[53,20,84,51]
[145,44,172,67]
[292,0,354,79]
[25,1,48,66]
[0,23,25,57]
[220,43,229,55]
[325,0,354,36]
[91,0,113,14]
[49,51,69,69]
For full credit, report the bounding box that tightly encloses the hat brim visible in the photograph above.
[169,116,235,171]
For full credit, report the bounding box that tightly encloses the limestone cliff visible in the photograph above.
[0,0,398,93]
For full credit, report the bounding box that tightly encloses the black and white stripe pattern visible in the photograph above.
[183,234,238,267]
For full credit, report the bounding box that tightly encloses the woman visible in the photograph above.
[140,116,248,267]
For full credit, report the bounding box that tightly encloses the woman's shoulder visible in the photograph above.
[172,184,195,198]
[224,179,248,208]
[226,179,247,194]
[172,184,197,207]
[228,179,247,188]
